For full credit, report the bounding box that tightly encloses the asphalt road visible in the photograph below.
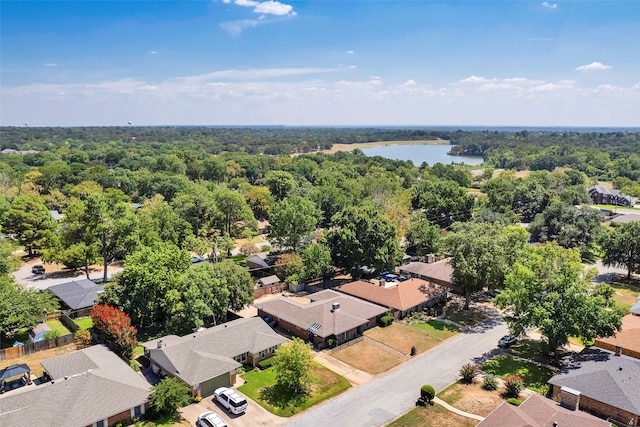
[286,317,509,427]
[12,258,123,290]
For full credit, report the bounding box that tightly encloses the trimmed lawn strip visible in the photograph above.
[388,404,476,427]
[481,355,556,394]
[364,323,442,355]
[332,340,402,375]
[411,320,459,340]
[73,317,93,329]
[46,319,71,336]
[239,363,351,417]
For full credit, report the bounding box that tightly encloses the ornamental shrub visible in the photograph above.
[379,314,394,327]
[257,356,277,370]
[482,374,498,391]
[420,384,435,402]
[459,362,478,383]
[504,373,525,396]
[506,397,522,406]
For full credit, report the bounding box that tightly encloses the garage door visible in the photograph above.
[199,373,231,397]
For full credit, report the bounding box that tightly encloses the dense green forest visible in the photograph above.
[0,126,637,341]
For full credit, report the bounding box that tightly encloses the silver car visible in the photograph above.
[196,411,227,427]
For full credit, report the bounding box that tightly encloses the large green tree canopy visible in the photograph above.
[495,242,623,353]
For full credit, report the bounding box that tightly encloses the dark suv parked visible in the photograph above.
[32,265,45,275]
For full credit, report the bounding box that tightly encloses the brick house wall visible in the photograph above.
[552,385,639,426]
[593,340,640,360]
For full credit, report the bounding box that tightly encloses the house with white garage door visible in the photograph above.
[142,317,285,397]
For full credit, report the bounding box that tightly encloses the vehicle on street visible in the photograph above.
[196,411,227,427]
[213,387,248,415]
[498,335,517,348]
[31,264,45,275]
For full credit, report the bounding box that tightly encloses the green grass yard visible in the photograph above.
[481,355,556,394]
[239,363,351,417]
[410,319,459,340]
[46,319,71,336]
[73,317,93,329]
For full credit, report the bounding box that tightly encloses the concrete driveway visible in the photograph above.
[180,391,287,427]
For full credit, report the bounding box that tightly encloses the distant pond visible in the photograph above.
[361,144,483,166]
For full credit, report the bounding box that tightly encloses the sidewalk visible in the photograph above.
[433,397,485,422]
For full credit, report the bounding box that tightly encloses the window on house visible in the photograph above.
[134,405,143,416]
[96,420,106,427]
[234,352,247,363]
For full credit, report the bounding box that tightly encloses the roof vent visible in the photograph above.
[615,344,622,356]
[157,339,163,349]
[332,302,340,312]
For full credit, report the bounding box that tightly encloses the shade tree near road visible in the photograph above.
[599,221,640,280]
[494,242,624,355]
[2,195,57,257]
[269,196,320,253]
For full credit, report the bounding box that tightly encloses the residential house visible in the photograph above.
[28,323,52,343]
[336,278,447,319]
[594,314,640,359]
[588,186,637,207]
[246,252,278,277]
[398,259,453,288]
[255,289,387,349]
[142,317,285,397]
[47,279,105,311]
[548,347,640,426]
[0,345,150,427]
[477,393,611,427]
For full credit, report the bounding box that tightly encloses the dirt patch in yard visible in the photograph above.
[332,340,403,375]
[438,380,506,417]
[0,344,76,378]
[364,323,442,355]
[389,404,477,427]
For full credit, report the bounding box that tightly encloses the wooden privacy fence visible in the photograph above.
[329,335,363,354]
[0,334,74,361]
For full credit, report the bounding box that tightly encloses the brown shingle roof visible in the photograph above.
[477,393,610,427]
[255,290,387,338]
[398,259,453,284]
[336,278,447,312]
[595,314,640,356]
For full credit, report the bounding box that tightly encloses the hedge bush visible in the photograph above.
[506,397,522,406]
[420,384,435,402]
[504,373,525,396]
[459,363,478,383]
[379,314,394,327]
[482,374,498,391]
[257,356,277,370]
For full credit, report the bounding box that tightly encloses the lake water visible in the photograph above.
[361,144,483,166]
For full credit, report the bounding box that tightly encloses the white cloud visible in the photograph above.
[43,63,58,67]
[347,65,357,69]
[576,61,612,71]
[254,1,295,16]
[541,2,557,9]
[403,80,416,87]
[347,50,354,54]
[220,19,266,37]
[148,51,158,55]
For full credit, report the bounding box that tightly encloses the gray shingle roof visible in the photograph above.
[47,279,104,310]
[0,345,150,427]
[255,290,387,338]
[144,317,286,387]
[548,347,640,416]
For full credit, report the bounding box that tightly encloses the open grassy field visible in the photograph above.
[364,323,442,355]
[410,319,459,340]
[388,404,477,427]
[312,139,448,155]
[239,363,351,417]
[332,340,403,375]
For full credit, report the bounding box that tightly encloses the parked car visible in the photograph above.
[31,264,45,275]
[196,411,227,427]
[191,255,204,264]
[498,335,518,348]
[213,387,248,415]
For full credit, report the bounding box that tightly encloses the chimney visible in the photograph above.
[553,422,558,427]
[559,386,580,411]
[615,344,622,356]
[332,302,340,312]
[157,339,163,349]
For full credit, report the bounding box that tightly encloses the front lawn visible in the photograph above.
[481,355,556,394]
[507,339,550,365]
[239,363,351,417]
[364,323,442,355]
[388,404,476,427]
[609,282,640,312]
[411,320,459,340]
[46,319,71,336]
[332,340,403,375]
[73,317,93,329]
[437,380,506,417]
[444,302,490,327]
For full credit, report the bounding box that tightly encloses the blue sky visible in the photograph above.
[1,1,639,126]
